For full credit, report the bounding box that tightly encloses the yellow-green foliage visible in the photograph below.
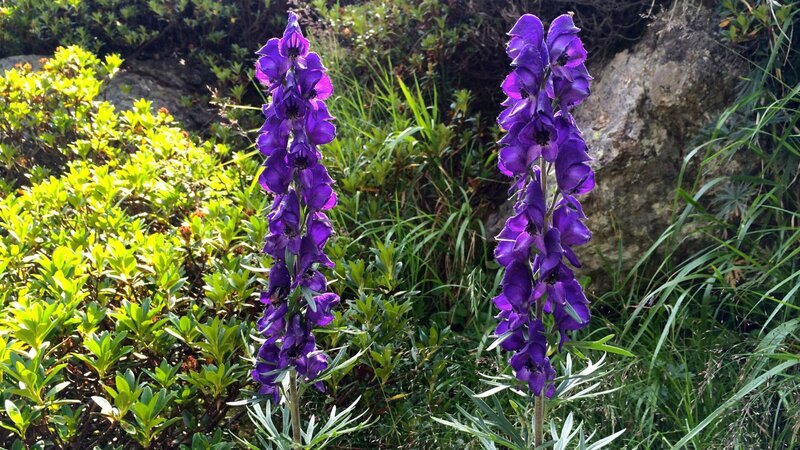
[0,46,124,188]
[0,46,264,447]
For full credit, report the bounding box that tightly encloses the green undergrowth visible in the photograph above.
[0,1,798,448]
[0,45,268,448]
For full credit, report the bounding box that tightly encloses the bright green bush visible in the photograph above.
[0,46,265,448]
[0,46,124,189]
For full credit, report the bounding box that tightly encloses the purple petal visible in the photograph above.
[279,13,310,58]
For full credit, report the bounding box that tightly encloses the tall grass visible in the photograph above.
[324,59,493,314]
[580,6,800,447]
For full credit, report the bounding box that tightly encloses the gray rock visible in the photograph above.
[101,58,213,129]
[576,4,745,289]
[486,4,745,291]
[0,55,46,72]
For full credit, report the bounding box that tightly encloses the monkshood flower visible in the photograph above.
[493,13,594,398]
[251,12,340,402]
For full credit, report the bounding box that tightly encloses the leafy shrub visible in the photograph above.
[0,0,284,59]
[0,46,264,448]
[0,46,124,188]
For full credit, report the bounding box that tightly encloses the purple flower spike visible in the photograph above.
[259,148,292,194]
[494,213,535,266]
[501,261,534,310]
[553,196,591,267]
[256,39,289,88]
[253,342,282,403]
[265,263,291,301]
[508,321,556,397]
[507,14,547,62]
[493,13,594,397]
[258,303,288,341]
[518,112,558,162]
[548,63,592,110]
[522,175,547,231]
[252,12,340,400]
[552,279,591,348]
[305,104,337,146]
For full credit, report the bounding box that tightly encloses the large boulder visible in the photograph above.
[486,4,745,291]
[575,4,745,288]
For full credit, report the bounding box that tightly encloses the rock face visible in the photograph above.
[574,4,744,288]
[0,55,211,129]
[100,58,213,130]
[487,4,745,290]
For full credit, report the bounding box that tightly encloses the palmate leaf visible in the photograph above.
[306,396,372,449]
[312,345,365,384]
[435,370,626,449]
[553,354,618,402]
[475,384,512,399]
[432,414,517,450]
[585,428,626,450]
[561,301,585,327]
[487,329,515,352]
[471,389,527,448]
[551,412,578,450]
[241,396,370,450]
[236,401,293,450]
[432,386,527,449]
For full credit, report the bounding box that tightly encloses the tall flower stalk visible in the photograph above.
[493,13,593,446]
[251,12,339,446]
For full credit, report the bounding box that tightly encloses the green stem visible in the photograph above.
[534,395,544,447]
[533,155,547,448]
[289,369,302,448]
[533,296,545,448]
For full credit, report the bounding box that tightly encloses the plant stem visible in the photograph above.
[534,395,544,446]
[533,297,545,448]
[534,155,547,448]
[289,369,302,448]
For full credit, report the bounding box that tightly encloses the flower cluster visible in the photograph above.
[493,14,594,398]
[252,12,339,403]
